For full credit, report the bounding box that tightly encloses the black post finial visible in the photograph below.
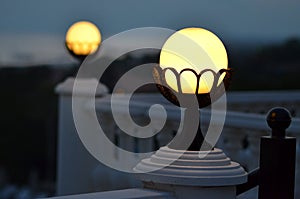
[259,107,296,199]
[266,107,292,138]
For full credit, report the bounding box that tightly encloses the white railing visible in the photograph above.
[92,93,300,164]
[55,79,300,199]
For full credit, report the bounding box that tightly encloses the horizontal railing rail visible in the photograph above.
[91,93,300,133]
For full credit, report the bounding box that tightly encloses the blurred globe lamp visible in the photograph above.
[153,27,232,150]
[65,21,102,62]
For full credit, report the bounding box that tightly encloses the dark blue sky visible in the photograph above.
[1,0,300,41]
[0,0,300,64]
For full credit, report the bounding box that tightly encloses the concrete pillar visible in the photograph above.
[55,77,108,195]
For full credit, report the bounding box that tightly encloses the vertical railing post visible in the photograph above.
[259,107,296,199]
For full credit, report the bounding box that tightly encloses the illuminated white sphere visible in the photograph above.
[159,27,228,94]
[66,21,102,56]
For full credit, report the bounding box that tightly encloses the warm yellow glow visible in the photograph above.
[66,21,101,56]
[159,27,228,94]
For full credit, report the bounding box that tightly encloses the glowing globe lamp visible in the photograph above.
[65,21,102,61]
[153,27,231,108]
[153,27,232,150]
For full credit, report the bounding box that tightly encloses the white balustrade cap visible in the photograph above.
[55,77,108,97]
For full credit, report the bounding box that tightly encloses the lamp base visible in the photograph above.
[134,146,247,199]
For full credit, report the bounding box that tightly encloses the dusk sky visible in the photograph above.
[0,0,300,65]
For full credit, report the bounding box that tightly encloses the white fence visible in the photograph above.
[55,78,300,198]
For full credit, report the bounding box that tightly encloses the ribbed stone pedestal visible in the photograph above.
[134,146,247,199]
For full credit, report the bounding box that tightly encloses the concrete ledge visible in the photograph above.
[46,188,174,199]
